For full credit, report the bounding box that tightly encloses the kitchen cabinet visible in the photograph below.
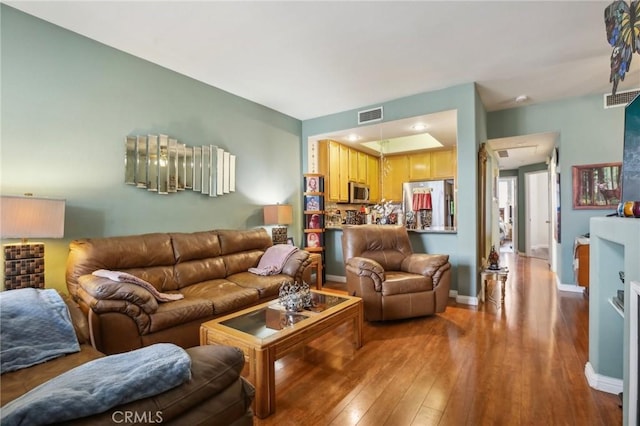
[348,148,358,183]
[319,140,381,203]
[382,155,409,202]
[409,152,432,181]
[348,149,368,184]
[339,144,349,201]
[357,151,368,184]
[383,148,457,202]
[431,149,456,178]
[318,140,346,202]
[368,155,380,203]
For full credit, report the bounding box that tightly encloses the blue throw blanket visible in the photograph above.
[0,288,80,374]
[1,343,192,426]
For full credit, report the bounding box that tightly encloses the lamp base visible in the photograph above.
[4,243,45,290]
[271,227,288,245]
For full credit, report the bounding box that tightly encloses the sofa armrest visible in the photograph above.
[78,274,159,314]
[76,275,156,337]
[281,250,311,282]
[345,257,385,292]
[401,254,451,286]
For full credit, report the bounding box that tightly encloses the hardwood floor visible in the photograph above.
[253,253,622,425]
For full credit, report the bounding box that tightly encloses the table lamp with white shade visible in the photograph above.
[1,195,65,290]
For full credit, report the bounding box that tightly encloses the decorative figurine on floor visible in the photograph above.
[488,245,500,270]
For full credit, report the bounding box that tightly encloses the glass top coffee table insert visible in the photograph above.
[200,290,363,418]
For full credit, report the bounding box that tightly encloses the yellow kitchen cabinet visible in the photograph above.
[318,140,348,202]
[338,144,350,202]
[348,148,358,183]
[431,149,456,179]
[382,155,408,202]
[357,151,367,183]
[367,154,380,203]
[409,152,432,181]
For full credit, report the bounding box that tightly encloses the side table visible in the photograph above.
[306,252,323,289]
[480,267,509,309]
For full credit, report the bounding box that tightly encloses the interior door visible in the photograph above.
[525,170,550,261]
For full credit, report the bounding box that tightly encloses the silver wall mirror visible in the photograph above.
[125,134,236,197]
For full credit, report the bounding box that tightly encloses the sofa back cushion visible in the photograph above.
[171,231,227,288]
[66,233,175,296]
[217,229,272,276]
[342,225,414,271]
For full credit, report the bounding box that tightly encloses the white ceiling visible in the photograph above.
[6,0,639,169]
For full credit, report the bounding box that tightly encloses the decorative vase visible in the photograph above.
[624,201,635,217]
[488,245,500,270]
[633,201,640,218]
[278,281,311,312]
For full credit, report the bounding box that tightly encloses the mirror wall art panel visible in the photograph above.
[147,135,159,192]
[124,134,236,197]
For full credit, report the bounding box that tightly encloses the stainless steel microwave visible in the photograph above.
[349,182,370,204]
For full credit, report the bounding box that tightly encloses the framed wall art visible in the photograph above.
[572,162,622,209]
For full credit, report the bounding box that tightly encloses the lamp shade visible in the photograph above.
[1,196,65,239]
[263,204,293,226]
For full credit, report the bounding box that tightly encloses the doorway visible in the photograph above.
[498,176,516,253]
[525,170,550,262]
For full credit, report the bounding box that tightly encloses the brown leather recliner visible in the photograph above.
[341,225,451,321]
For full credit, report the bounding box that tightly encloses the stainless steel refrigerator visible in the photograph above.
[402,179,455,230]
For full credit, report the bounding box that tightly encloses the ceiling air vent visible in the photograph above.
[604,88,640,109]
[497,150,509,158]
[358,107,383,125]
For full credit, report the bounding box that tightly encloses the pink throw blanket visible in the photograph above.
[92,269,184,302]
[249,245,299,276]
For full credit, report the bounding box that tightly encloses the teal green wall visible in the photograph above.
[0,6,303,294]
[488,95,625,285]
[302,83,484,299]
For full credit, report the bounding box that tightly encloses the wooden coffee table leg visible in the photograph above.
[253,346,276,418]
[354,304,363,349]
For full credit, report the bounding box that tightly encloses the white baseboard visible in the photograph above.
[556,275,585,293]
[585,362,623,395]
[326,274,346,283]
[457,294,478,305]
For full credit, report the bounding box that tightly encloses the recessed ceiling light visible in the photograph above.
[515,95,528,103]
[411,123,427,131]
[346,134,360,142]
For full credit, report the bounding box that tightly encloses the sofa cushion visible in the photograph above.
[381,271,433,296]
[174,257,227,289]
[171,231,222,262]
[217,229,272,256]
[148,298,215,334]
[228,272,293,299]
[178,280,259,315]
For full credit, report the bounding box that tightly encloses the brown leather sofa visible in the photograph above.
[0,293,255,425]
[66,228,310,355]
[341,225,451,321]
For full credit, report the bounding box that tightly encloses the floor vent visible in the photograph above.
[604,88,640,109]
[358,107,383,125]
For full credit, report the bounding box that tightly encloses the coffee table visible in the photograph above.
[199,290,363,418]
